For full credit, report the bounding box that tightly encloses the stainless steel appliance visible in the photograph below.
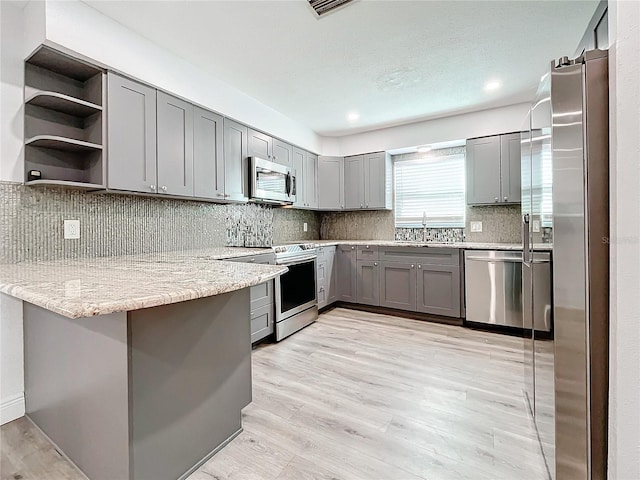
[250,157,296,205]
[522,49,609,480]
[273,244,318,340]
[464,250,551,331]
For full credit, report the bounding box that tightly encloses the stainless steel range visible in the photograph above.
[273,243,318,341]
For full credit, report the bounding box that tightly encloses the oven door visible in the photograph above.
[250,157,295,204]
[275,257,317,322]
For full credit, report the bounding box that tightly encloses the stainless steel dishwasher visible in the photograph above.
[464,250,551,331]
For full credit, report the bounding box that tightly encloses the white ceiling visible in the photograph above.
[83,0,599,137]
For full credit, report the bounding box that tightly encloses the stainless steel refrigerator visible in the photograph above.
[522,49,609,480]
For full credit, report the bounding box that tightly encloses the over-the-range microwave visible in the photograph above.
[250,156,296,205]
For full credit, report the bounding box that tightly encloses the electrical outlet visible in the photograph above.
[532,220,541,233]
[64,220,80,239]
[303,222,308,232]
[470,221,483,233]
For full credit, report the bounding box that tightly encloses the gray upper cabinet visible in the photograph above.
[156,91,194,197]
[318,156,345,210]
[466,136,501,205]
[272,138,293,168]
[344,155,364,209]
[466,133,521,205]
[379,262,417,312]
[193,107,224,200]
[247,128,272,161]
[343,152,392,211]
[223,118,249,203]
[293,148,305,208]
[500,133,521,204]
[293,148,318,209]
[363,152,392,209]
[416,264,461,317]
[336,245,357,303]
[107,73,157,193]
[303,152,318,209]
[356,260,380,306]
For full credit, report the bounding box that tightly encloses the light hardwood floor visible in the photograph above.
[1,308,548,480]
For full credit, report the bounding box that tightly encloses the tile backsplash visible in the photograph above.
[0,182,319,264]
[394,227,464,243]
[319,210,395,240]
[464,204,522,243]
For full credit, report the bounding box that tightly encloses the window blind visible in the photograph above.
[394,148,466,228]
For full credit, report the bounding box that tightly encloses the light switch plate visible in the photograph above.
[303,222,308,232]
[470,221,483,233]
[64,220,80,239]
[532,220,541,233]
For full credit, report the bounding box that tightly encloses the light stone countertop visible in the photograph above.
[293,240,553,251]
[0,249,286,319]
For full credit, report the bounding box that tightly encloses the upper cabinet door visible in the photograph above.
[193,107,224,200]
[223,118,249,203]
[107,73,157,193]
[272,139,293,167]
[500,133,522,204]
[466,136,501,205]
[156,91,194,197]
[317,156,345,210]
[363,152,390,210]
[247,128,272,160]
[344,155,364,209]
[304,152,318,209]
[292,147,305,208]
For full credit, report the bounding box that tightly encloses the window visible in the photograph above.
[394,147,466,228]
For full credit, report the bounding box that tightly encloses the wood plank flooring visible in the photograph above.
[1,308,547,480]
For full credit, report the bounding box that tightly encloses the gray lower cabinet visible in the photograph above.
[223,118,249,202]
[156,92,194,197]
[227,253,275,343]
[318,156,345,210]
[193,107,224,199]
[356,260,380,306]
[107,73,157,193]
[336,245,357,303]
[316,246,336,309]
[416,264,461,317]
[379,262,417,311]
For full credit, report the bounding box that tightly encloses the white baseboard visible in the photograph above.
[1,393,25,425]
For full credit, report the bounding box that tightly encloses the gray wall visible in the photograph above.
[0,182,320,263]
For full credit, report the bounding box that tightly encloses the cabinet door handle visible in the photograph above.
[161,185,167,192]
[503,196,508,201]
[341,205,344,209]
[411,264,415,269]
[374,262,378,266]
[366,204,369,208]
[217,193,225,197]
[418,265,422,269]
[351,246,355,250]
[494,196,499,202]
[360,203,363,208]
[150,184,156,191]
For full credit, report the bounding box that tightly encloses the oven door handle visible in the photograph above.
[277,255,317,266]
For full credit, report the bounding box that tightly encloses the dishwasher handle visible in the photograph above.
[466,256,522,263]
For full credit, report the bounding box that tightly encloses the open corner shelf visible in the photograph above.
[26,91,102,118]
[24,179,105,190]
[26,135,103,153]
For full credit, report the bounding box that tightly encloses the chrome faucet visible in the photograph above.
[422,211,428,242]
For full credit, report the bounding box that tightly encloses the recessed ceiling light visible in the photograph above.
[417,145,432,153]
[347,112,359,121]
[484,80,501,91]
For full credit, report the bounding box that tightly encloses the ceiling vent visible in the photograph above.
[308,0,354,17]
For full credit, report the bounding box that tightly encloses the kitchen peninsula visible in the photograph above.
[0,249,286,480]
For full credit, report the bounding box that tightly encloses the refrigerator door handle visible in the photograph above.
[522,214,530,264]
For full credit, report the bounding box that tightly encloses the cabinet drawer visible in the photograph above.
[250,304,274,343]
[250,280,273,311]
[356,245,378,260]
[378,247,460,266]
